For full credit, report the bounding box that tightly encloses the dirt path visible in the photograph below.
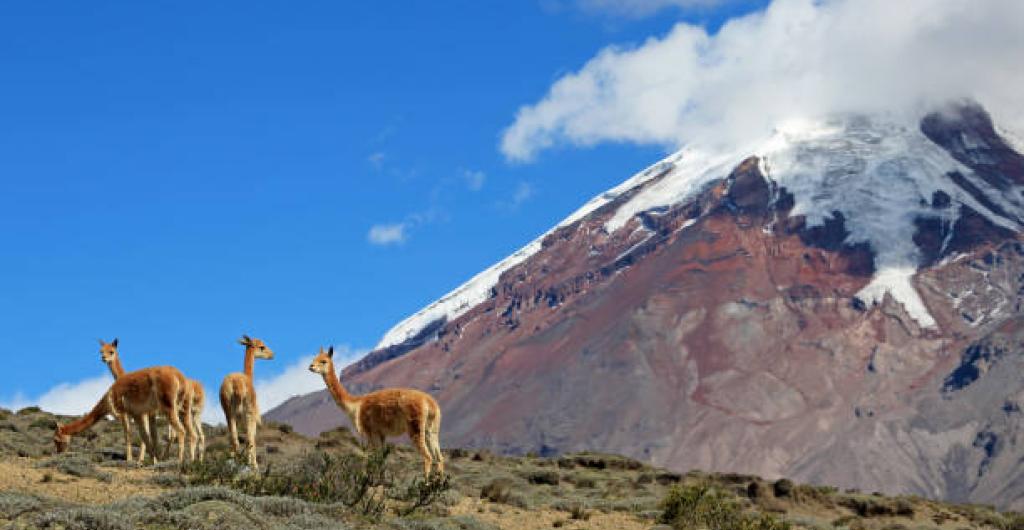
[0,457,168,504]
[450,497,653,530]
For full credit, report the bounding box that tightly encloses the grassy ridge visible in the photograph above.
[1,406,1022,530]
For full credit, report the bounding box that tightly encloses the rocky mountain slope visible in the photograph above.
[267,102,1024,509]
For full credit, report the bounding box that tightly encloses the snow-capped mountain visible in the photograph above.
[268,102,1024,509]
[378,108,1023,350]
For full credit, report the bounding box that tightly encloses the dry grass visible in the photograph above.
[1,408,1023,530]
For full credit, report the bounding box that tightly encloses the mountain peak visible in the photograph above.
[377,105,1023,348]
[270,103,1024,509]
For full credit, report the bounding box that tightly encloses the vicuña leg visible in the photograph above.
[143,414,160,464]
[133,414,150,464]
[224,402,240,454]
[165,396,187,463]
[245,412,258,470]
[121,413,134,464]
[428,423,444,475]
[409,414,432,477]
[182,399,196,463]
[193,413,205,461]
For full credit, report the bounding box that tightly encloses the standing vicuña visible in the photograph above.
[309,346,444,476]
[100,338,206,461]
[54,365,196,464]
[220,335,273,470]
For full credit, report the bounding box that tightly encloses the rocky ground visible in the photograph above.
[2,406,1023,530]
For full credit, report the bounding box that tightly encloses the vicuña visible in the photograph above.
[219,335,273,470]
[54,365,196,464]
[309,345,444,476]
[100,338,206,461]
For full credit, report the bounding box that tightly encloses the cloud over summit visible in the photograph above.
[502,0,1024,161]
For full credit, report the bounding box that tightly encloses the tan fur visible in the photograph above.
[54,366,196,464]
[219,335,273,470]
[309,346,444,476]
[167,380,206,460]
[99,338,152,463]
[99,338,205,462]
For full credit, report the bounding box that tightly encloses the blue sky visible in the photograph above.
[0,0,788,419]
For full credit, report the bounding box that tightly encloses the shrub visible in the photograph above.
[0,492,42,519]
[568,503,591,520]
[773,479,794,498]
[659,484,791,530]
[150,473,186,488]
[446,448,470,459]
[837,496,914,518]
[34,506,132,530]
[28,417,55,430]
[37,454,112,483]
[395,473,453,516]
[574,476,597,489]
[481,478,516,504]
[185,445,449,519]
[527,470,560,485]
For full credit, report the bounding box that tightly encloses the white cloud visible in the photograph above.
[368,151,386,170]
[462,169,486,191]
[512,182,534,207]
[1,374,113,416]
[502,0,1024,161]
[367,223,408,245]
[497,181,535,211]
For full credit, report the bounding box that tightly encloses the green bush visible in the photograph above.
[659,484,791,530]
[184,445,449,520]
[998,512,1024,530]
[772,479,794,498]
[480,477,516,504]
[34,506,132,530]
[37,454,112,483]
[0,492,42,519]
[837,496,914,518]
[527,470,560,485]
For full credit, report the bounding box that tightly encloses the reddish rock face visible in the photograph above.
[267,107,1024,508]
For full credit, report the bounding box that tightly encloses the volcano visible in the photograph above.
[267,102,1024,508]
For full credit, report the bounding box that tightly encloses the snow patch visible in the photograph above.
[855,266,936,328]
[378,113,1024,347]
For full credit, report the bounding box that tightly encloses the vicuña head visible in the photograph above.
[240,335,274,360]
[308,345,334,375]
[98,337,119,367]
[309,345,444,477]
[53,423,71,454]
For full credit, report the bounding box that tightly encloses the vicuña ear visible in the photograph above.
[97,338,105,346]
[239,335,252,346]
[327,346,335,359]
[111,338,118,348]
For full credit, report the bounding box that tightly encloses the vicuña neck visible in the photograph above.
[244,347,256,379]
[322,363,360,417]
[61,394,111,436]
[106,358,126,379]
